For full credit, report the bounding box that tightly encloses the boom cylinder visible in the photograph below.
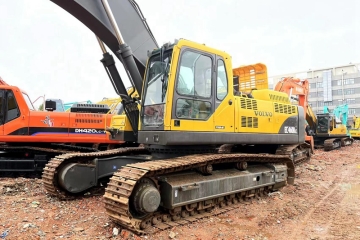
[117,43,143,98]
[97,36,129,99]
[101,0,143,98]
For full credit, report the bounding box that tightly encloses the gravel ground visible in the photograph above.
[1,142,360,240]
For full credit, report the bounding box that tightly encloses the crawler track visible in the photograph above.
[0,145,75,177]
[324,137,354,151]
[0,145,74,154]
[103,144,310,235]
[42,147,147,200]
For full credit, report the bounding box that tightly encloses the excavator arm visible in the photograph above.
[305,104,317,135]
[332,104,349,126]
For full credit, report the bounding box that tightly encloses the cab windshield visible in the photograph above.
[143,51,172,106]
[142,49,172,126]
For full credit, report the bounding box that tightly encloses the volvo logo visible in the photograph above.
[254,111,273,117]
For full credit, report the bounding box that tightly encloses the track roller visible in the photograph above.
[235,161,247,170]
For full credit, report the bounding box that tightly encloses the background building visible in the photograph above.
[270,63,360,120]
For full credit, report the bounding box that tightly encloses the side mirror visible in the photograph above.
[45,100,56,111]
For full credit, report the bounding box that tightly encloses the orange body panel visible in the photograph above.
[0,81,122,144]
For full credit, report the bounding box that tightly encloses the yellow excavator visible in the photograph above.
[96,97,122,114]
[103,39,310,232]
[41,0,312,234]
[350,116,360,138]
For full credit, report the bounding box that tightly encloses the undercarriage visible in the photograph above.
[41,143,311,234]
[314,137,354,151]
[0,143,122,177]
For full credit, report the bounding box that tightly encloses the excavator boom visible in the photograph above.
[50,0,158,77]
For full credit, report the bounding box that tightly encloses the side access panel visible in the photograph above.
[28,111,70,137]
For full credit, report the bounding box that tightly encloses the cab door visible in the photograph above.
[171,48,215,132]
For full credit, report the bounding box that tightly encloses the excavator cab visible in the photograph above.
[315,112,351,150]
[138,39,306,152]
[316,114,333,134]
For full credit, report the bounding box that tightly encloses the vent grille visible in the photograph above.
[75,114,103,118]
[269,94,289,103]
[274,103,296,114]
[240,98,258,110]
[75,119,103,124]
[241,116,259,128]
[75,114,104,123]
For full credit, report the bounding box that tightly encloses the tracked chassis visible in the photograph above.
[42,143,310,234]
[42,147,149,198]
[0,145,75,177]
[103,144,310,234]
[321,137,354,151]
[0,143,111,177]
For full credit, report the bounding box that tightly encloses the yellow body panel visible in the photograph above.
[96,97,121,114]
[213,98,235,132]
[331,126,347,134]
[110,114,133,132]
[106,88,139,138]
[350,129,360,137]
[234,95,297,133]
[251,89,290,104]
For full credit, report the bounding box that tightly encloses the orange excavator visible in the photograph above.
[0,78,124,175]
[274,77,314,152]
[274,77,352,151]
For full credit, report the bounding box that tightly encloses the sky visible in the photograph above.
[1,0,360,108]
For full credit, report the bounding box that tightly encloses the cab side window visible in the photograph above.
[217,59,228,100]
[176,51,212,98]
[6,91,20,123]
[175,50,213,120]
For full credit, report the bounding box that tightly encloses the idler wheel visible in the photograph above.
[132,179,161,216]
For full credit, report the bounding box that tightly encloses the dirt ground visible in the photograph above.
[1,142,360,240]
